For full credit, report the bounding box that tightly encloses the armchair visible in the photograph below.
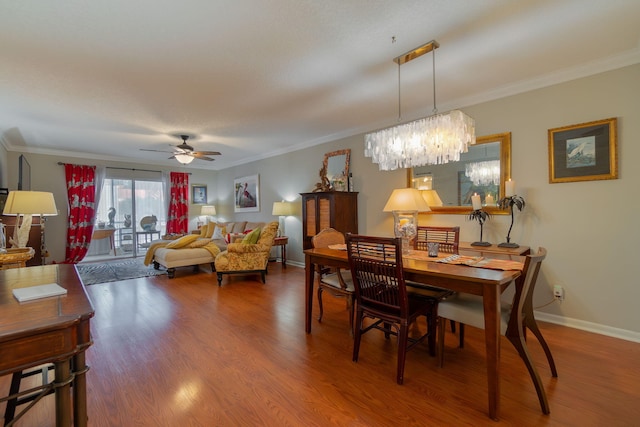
[214,221,279,286]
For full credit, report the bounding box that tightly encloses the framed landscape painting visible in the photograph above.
[234,174,260,212]
[548,117,617,183]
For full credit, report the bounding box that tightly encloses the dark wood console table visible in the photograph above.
[0,264,95,426]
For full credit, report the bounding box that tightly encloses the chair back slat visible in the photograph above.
[312,227,345,248]
[414,226,460,254]
[346,235,407,317]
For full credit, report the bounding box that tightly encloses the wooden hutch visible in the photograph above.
[300,192,358,250]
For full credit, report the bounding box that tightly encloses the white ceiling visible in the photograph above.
[1,1,639,170]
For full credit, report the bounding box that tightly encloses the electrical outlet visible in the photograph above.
[553,285,564,301]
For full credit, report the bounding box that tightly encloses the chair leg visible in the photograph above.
[396,323,409,385]
[4,371,22,425]
[525,318,558,377]
[506,332,551,414]
[347,296,355,337]
[437,317,446,368]
[317,287,324,322]
[352,310,364,362]
[426,311,437,357]
[450,320,456,333]
[459,323,465,348]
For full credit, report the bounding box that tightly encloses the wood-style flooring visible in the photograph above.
[2,263,639,426]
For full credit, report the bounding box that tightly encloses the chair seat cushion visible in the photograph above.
[320,272,355,292]
[437,294,511,334]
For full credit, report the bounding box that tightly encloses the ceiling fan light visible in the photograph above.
[175,154,194,164]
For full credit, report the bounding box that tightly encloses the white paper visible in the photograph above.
[12,283,67,302]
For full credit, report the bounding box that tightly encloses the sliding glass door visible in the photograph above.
[87,172,165,260]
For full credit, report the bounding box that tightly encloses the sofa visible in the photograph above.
[145,220,267,278]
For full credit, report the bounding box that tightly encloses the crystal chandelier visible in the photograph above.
[365,40,476,171]
[465,160,500,186]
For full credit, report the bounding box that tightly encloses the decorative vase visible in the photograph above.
[392,211,417,255]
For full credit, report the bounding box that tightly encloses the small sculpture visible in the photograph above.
[107,207,116,227]
[312,164,332,192]
[123,214,132,228]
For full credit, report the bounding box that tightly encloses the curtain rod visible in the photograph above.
[56,162,191,174]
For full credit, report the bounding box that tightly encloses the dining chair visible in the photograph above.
[311,228,355,333]
[436,247,553,414]
[346,234,436,385]
[407,225,460,355]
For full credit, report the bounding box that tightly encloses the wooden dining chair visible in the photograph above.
[407,225,460,355]
[436,247,553,414]
[311,228,355,333]
[346,234,436,385]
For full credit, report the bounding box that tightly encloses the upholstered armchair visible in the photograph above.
[214,221,279,286]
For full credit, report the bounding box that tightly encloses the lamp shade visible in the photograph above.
[272,201,294,216]
[175,154,194,164]
[2,191,58,216]
[383,188,430,212]
[421,189,443,207]
[200,205,216,216]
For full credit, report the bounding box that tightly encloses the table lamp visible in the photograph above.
[383,188,430,254]
[200,205,217,224]
[272,200,294,237]
[2,191,58,264]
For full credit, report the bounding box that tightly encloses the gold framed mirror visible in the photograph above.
[407,132,511,214]
[323,149,351,191]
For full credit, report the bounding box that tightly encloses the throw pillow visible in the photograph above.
[212,225,226,240]
[242,227,261,244]
[187,238,212,248]
[166,234,199,249]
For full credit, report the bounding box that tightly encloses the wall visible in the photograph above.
[3,64,638,340]
[216,64,640,340]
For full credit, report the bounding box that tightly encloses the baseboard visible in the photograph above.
[534,311,640,343]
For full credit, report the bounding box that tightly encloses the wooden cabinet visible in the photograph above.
[1,215,43,266]
[300,192,358,250]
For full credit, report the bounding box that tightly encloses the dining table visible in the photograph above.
[304,246,523,421]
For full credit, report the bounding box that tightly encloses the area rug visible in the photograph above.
[77,258,165,285]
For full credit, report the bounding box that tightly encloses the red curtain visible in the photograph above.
[63,164,97,263]
[166,172,189,234]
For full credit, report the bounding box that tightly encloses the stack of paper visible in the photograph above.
[13,283,67,302]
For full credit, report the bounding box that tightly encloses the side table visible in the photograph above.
[0,247,35,269]
[273,236,289,268]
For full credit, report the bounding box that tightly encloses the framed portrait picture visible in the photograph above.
[234,174,260,212]
[548,117,618,184]
[191,184,207,205]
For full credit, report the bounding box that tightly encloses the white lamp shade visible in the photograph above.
[2,191,58,216]
[272,201,294,216]
[383,188,430,212]
[421,189,443,207]
[200,205,216,216]
[175,154,194,164]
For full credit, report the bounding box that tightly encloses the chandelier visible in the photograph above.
[465,160,500,185]
[365,40,476,171]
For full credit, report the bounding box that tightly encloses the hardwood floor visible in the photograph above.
[2,263,639,426]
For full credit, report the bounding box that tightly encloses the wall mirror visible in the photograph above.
[323,149,351,191]
[408,132,511,214]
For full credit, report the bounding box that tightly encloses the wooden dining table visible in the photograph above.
[304,247,522,421]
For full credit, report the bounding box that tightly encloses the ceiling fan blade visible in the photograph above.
[192,154,215,161]
[140,148,174,153]
[191,151,221,156]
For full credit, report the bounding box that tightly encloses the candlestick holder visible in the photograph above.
[498,195,525,248]
[468,209,491,246]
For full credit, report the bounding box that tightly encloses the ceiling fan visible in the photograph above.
[140,135,221,164]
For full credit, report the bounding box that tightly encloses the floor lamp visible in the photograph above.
[2,191,58,264]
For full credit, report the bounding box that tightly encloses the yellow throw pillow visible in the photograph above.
[242,227,261,244]
[166,234,200,249]
[187,238,212,248]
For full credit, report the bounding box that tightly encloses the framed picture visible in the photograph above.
[548,117,618,184]
[18,155,31,191]
[191,184,207,205]
[0,188,8,214]
[234,174,260,212]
